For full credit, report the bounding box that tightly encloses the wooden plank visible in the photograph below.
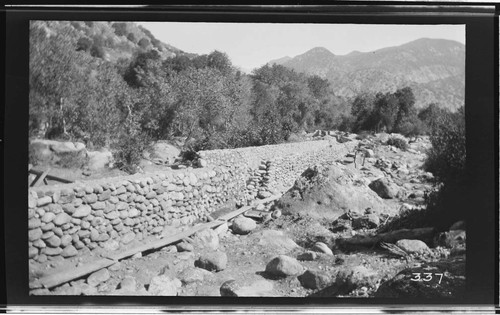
[336,227,435,250]
[104,220,225,261]
[38,258,116,289]
[218,194,281,221]
[31,168,51,187]
[29,168,73,184]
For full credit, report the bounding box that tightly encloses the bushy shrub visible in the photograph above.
[90,44,105,58]
[395,116,427,138]
[113,118,150,174]
[126,32,136,43]
[76,37,92,52]
[423,106,466,230]
[378,205,434,233]
[111,22,128,37]
[138,37,150,49]
[386,137,408,151]
[424,108,465,184]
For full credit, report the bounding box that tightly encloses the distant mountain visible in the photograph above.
[271,38,465,110]
[268,56,292,65]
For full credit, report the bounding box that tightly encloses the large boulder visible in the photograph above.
[86,149,113,171]
[277,165,393,220]
[195,251,227,272]
[335,266,378,294]
[148,275,182,296]
[177,267,213,285]
[396,239,430,254]
[298,269,332,290]
[231,217,257,235]
[220,278,274,297]
[265,255,304,278]
[144,141,180,165]
[29,139,87,167]
[369,178,399,199]
[192,229,219,250]
[248,230,299,254]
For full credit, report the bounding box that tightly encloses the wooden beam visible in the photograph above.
[36,258,116,290]
[104,220,225,261]
[29,168,73,184]
[30,168,51,187]
[218,194,281,221]
[336,227,436,250]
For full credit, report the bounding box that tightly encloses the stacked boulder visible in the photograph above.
[244,160,275,202]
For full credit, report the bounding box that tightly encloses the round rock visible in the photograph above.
[396,239,430,254]
[231,217,257,235]
[265,255,304,277]
[87,268,110,287]
[195,251,228,272]
[298,269,332,290]
[148,275,181,296]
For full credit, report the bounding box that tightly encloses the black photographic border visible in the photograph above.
[3,3,498,311]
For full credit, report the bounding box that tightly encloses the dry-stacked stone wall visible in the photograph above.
[28,138,357,263]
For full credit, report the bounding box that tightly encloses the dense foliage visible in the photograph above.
[422,107,466,229]
[29,21,463,175]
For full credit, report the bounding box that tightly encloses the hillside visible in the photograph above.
[31,21,186,64]
[271,38,465,110]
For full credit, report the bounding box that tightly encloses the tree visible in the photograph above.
[30,21,89,139]
[123,50,162,88]
[111,22,128,37]
[207,50,233,75]
[126,32,136,43]
[418,103,448,134]
[138,37,150,49]
[307,75,330,99]
[163,55,192,73]
[90,44,105,59]
[76,37,92,52]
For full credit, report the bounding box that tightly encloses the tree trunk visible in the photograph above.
[336,227,436,250]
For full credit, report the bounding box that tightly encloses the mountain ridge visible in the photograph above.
[270,38,465,110]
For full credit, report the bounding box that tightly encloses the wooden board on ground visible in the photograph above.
[30,168,51,187]
[36,258,116,289]
[104,219,225,261]
[29,168,73,185]
[336,227,435,250]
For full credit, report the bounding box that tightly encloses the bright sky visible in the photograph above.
[138,22,465,72]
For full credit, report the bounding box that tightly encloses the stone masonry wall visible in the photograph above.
[28,138,357,263]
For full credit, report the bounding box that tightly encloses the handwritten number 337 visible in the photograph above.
[410,273,444,284]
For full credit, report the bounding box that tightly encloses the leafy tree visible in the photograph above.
[163,54,192,73]
[126,32,136,43]
[76,37,92,52]
[418,103,448,134]
[30,21,88,139]
[123,50,162,87]
[111,22,128,37]
[90,44,105,59]
[192,54,209,69]
[207,50,233,75]
[307,75,330,99]
[138,37,150,49]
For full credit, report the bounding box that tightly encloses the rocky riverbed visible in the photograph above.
[29,133,466,298]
